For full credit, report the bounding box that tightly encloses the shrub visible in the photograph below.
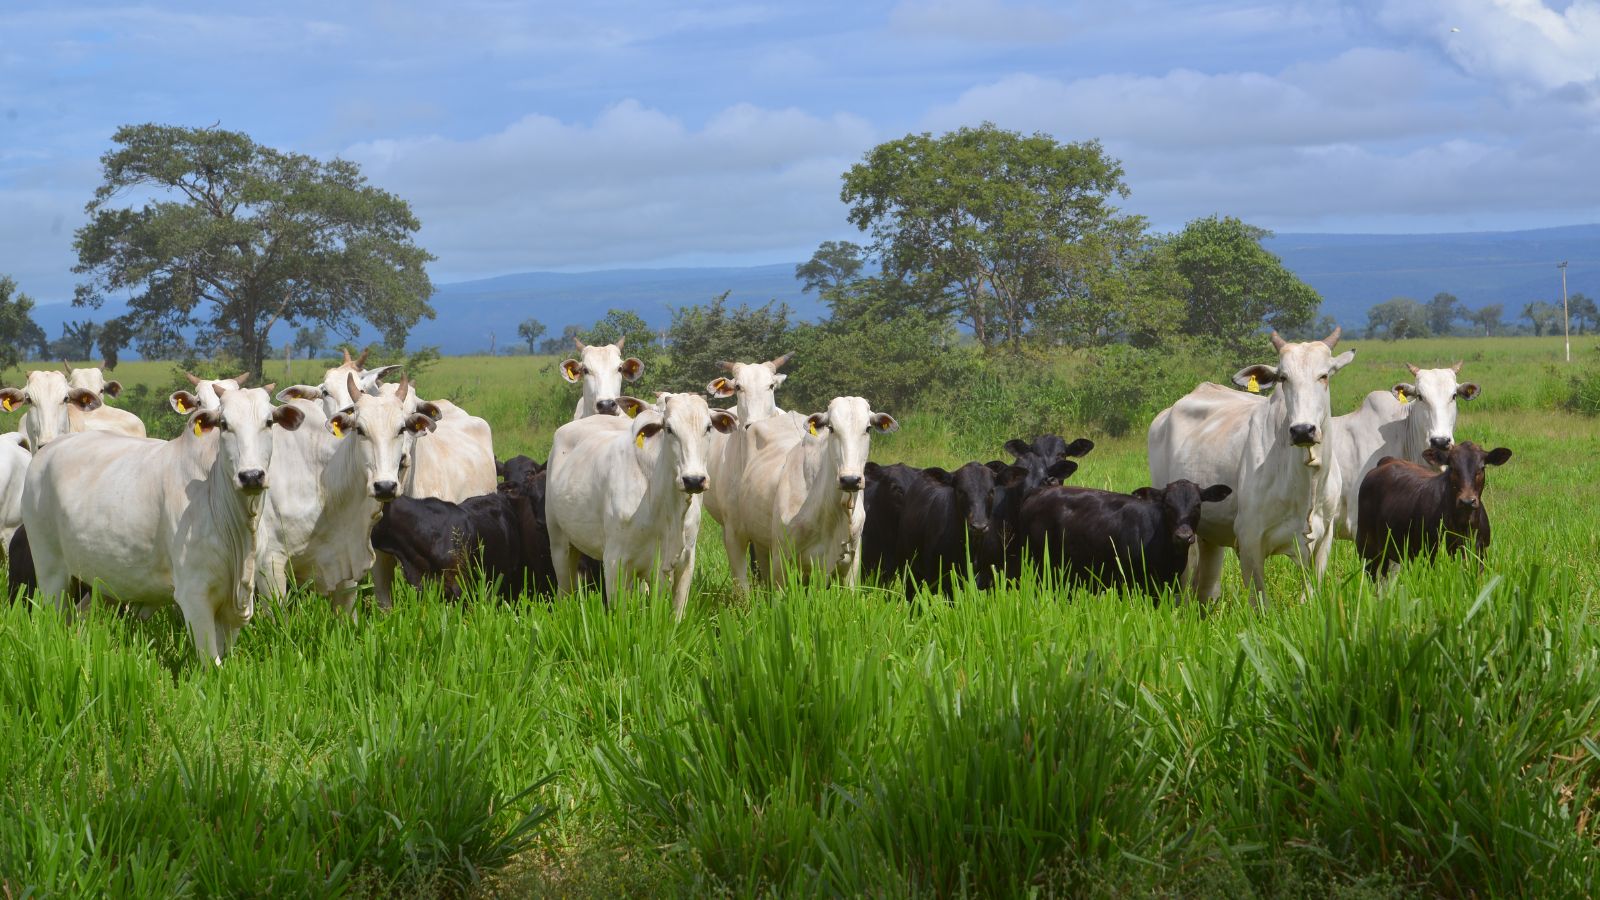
[657,292,792,393]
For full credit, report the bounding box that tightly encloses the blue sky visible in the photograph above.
[3,0,1599,303]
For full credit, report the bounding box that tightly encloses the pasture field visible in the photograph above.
[4,336,1600,897]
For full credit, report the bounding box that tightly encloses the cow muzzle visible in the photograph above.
[373,480,399,502]
[1174,525,1197,546]
[838,475,863,492]
[1429,436,1453,451]
[1288,424,1320,447]
[680,474,706,494]
[595,398,619,416]
[1458,495,1480,510]
[237,469,267,492]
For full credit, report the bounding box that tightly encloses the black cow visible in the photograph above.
[1020,480,1232,594]
[370,465,556,601]
[890,462,1012,594]
[862,462,924,582]
[987,436,1095,579]
[497,454,542,489]
[7,525,35,601]
[1356,441,1512,577]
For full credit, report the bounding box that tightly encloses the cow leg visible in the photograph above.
[550,529,578,596]
[1191,540,1225,601]
[671,545,696,620]
[371,550,398,610]
[175,588,224,666]
[328,580,360,622]
[723,527,751,594]
[602,555,623,610]
[1235,540,1268,609]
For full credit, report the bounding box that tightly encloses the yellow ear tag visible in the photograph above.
[193,421,204,438]
[807,420,818,436]
[175,398,187,413]
[1,398,11,412]
[1397,390,1408,405]
[635,431,646,449]
[331,421,344,439]
[1246,375,1260,394]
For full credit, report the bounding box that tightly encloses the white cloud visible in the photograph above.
[344,100,876,277]
[888,0,1074,43]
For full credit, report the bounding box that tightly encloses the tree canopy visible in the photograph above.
[73,124,435,375]
[1366,297,1431,341]
[1426,292,1460,335]
[1169,215,1320,353]
[0,276,43,372]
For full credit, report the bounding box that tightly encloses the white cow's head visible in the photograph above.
[169,384,304,493]
[631,392,735,494]
[66,363,122,399]
[178,370,252,411]
[1233,327,1355,452]
[315,348,402,418]
[324,372,437,502]
[562,338,643,417]
[803,396,899,493]
[706,353,791,423]
[0,370,104,448]
[1392,362,1479,453]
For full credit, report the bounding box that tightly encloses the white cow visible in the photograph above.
[561,337,644,419]
[1148,328,1356,606]
[0,369,145,447]
[546,392,734,617]
[1329,362,1479,540]
[725,396,898,593]
[703,354,799,526]
[21,386,304,663]
[65,364,147,439]
[0,432,29,556]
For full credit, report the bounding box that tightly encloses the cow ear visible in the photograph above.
[560,359,584,383]
[1045,459,1078,481]
[1132,487,1162,503]
[997,465,1030,488]
[329,412,357,439]
[272,404,305,432]
[1003,438,1031,459]
[864,461,881,477]
[103,380,122,398]
[1231,365,1278,390]
[805,413,828,436]
[634,421,664,446]
[772,372,787,387]
[0,388,30,412]
[169,391,201,414]
[614,396,649,418]
[1456,382,1481,401]
[367,364,402,384]
[710,409,737,434]
[404,412,437,435]
[1063,437,1095,457]
[985,460,1007,474]
[67,388,102,412]
[277,385,321,402]
[870,412,898,434]
[707,376,735,398]
[1422,447,1448,469]
[1200,484,1233,503]
[1484,447,1512,466]
[1391,383,1417,404]
[414,401,443,421]
[620,357,645,382]
[1330,349,1356,372]
[190,409,222,437]
[923,466,951,484]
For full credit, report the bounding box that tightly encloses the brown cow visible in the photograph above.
[1356,441,1512,578]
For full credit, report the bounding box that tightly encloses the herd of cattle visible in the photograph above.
[0,327,1512,664]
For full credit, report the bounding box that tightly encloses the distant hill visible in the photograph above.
[25,225,1600,356]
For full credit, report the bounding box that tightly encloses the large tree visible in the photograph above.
[1169,216,1320,353]
[73,124,435,374]
[795,241,866,295]
[0,275,44,372]
[517,317,547,354]
[1468,304,1503,336]
[1426,292,1461,336]
[1366,297,1431,341]
[840,123,1138,349]
[1567,293,1597,335]
[1522,301,1562,337]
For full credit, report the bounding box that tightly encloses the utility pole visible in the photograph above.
[1559,261,1571,362]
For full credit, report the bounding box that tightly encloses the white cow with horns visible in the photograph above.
[21,385,304,663]
[724,396,898,592]
[1329,361,1479,541]
[545,392,735,617]
[1148,327,1356,606]
[1,365,146,448]
[703,353,799,527]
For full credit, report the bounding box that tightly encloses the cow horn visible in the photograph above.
[574,336,587,351]
[342,347,353,365]
[397,373,410,401]
[60,360,73,374]
[615,335,626,350]
[1451,360,1463,373]
[183,370,202,385]
[770,352,793,371]
[347,372,360,403]
[234,372,252,386]
[1322,325,1342,348]
[354,348,370,368]
[717,360,738,373]
[1269,332,1288,351]
[1406,363,1421,376]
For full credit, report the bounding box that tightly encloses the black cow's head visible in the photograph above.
[1133,480,1232,548]
[1422,441,1512,515]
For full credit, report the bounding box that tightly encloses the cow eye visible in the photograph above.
[356,425,368,437]
[218,420,231,432]
[399,454,411,468]
[1319,374,1329,384]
